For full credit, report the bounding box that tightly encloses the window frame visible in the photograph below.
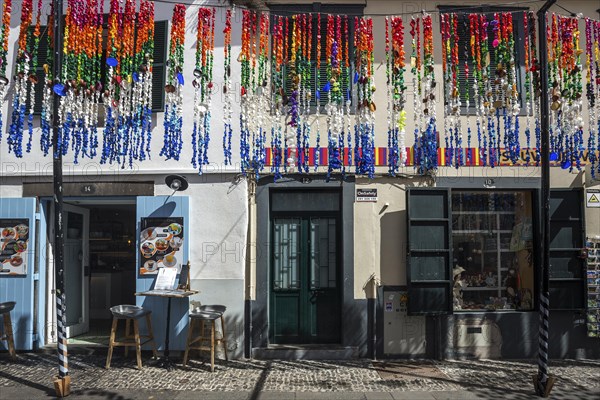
[548,189,587,311]
[437,5,529,116]
[29,18,168,115]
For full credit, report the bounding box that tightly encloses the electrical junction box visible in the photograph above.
[382,288,426,356]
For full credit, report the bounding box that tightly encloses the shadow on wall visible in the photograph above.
[380,210,406,286]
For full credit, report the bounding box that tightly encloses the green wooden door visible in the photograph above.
[271,216,340,344]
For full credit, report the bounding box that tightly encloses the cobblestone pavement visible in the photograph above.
[0,353,598,399]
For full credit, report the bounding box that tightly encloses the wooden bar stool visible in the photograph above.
[182,309,227,372]
[0,302,16,360]
[106,305,158,369]
[199,305,228,361]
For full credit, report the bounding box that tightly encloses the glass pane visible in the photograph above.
[408,285,450,314]
[550,192,581,220]
[452,191,534,311]
[410,254,448,281]
[550,251,584,278]
[550,281,584,310]
[410,191,447,219]
[310,218,336,289]
[273,219,301,290]
[272,191,339,212]
[67,212,83,239]
[65,241,83,325]
[550,222,582,248]
[410,222,447,250]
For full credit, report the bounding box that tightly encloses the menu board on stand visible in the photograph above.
[0,219,29,275]
[139,217,184,275]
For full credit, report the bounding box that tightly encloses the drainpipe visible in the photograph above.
[245,177,257,358]
[535,0,557,397]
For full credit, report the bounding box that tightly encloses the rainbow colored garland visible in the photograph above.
[387,16,407,176]
[223,8,233,166]
[354,16,375,178]
[161,3,186,161]
[192,7,215,174]
[0,6,599,180]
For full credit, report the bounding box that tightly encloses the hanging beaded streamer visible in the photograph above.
[131,0,154,164]
[116,0,137,167]
[223,7,233,166]
[191,7,215,174]
[478,14,494,166]
[0,0,11,145]
[285,14,300,171]
[410,17,422,171]
[313,13,322,171]
[239,9,257,175]
[463,15,471,165]
[40,0,53,156]
[101,0,122,164]
[585,18,600,179]
[528,13,542,166]
[7,0,33,157]
[52,0,102,163]
[24,0,43,154]
[523,12,532,165]
[160,3,186,161]
[354,16,375,178]
[325,15,344,179]
[496,13,520,165]
[387,16,406,176]
[441,13,462,168]
[413,14,438,174]
[342,15,351,171]
[270,15,284,179]
[299,14,313,174]
[549,14,584,171]
[253,12,269,177]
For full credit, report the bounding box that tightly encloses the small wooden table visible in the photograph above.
[135,289,198,370]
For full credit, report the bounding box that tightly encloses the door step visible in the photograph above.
[252,345,359,360]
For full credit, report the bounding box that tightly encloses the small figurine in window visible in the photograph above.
[504,267,519,302]
[453,266,466,310]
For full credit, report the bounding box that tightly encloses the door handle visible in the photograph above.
[84,265,90,277]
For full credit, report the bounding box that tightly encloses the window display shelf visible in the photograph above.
[462,286,507,291]
[454,230,513,234]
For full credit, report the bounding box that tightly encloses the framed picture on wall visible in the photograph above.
[0,219,29,275]
[139,217,184,275]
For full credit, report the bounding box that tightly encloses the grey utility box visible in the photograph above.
[382,288,426,356]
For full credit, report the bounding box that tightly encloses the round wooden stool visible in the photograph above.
[105,305,158,369]
[0,302,16,359]
[183,307,228,372]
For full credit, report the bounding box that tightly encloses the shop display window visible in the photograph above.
[451,191,534,311]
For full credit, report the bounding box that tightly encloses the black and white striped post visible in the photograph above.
[535,0,557,397]
[51,0,70,396]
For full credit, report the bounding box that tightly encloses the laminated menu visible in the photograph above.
[139,217,184,275]
[0,219,29,276]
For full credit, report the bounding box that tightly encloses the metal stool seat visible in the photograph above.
[0,301,16,359]
[183,307,228,371]
[106,305,158,369]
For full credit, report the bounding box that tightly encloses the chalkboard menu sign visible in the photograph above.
[139,217,184,275]
[0,219,29,275]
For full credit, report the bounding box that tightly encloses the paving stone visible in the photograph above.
[0,354,597,398]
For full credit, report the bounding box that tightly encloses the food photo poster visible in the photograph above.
[139,217,184,275]
[1,219,29,275]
